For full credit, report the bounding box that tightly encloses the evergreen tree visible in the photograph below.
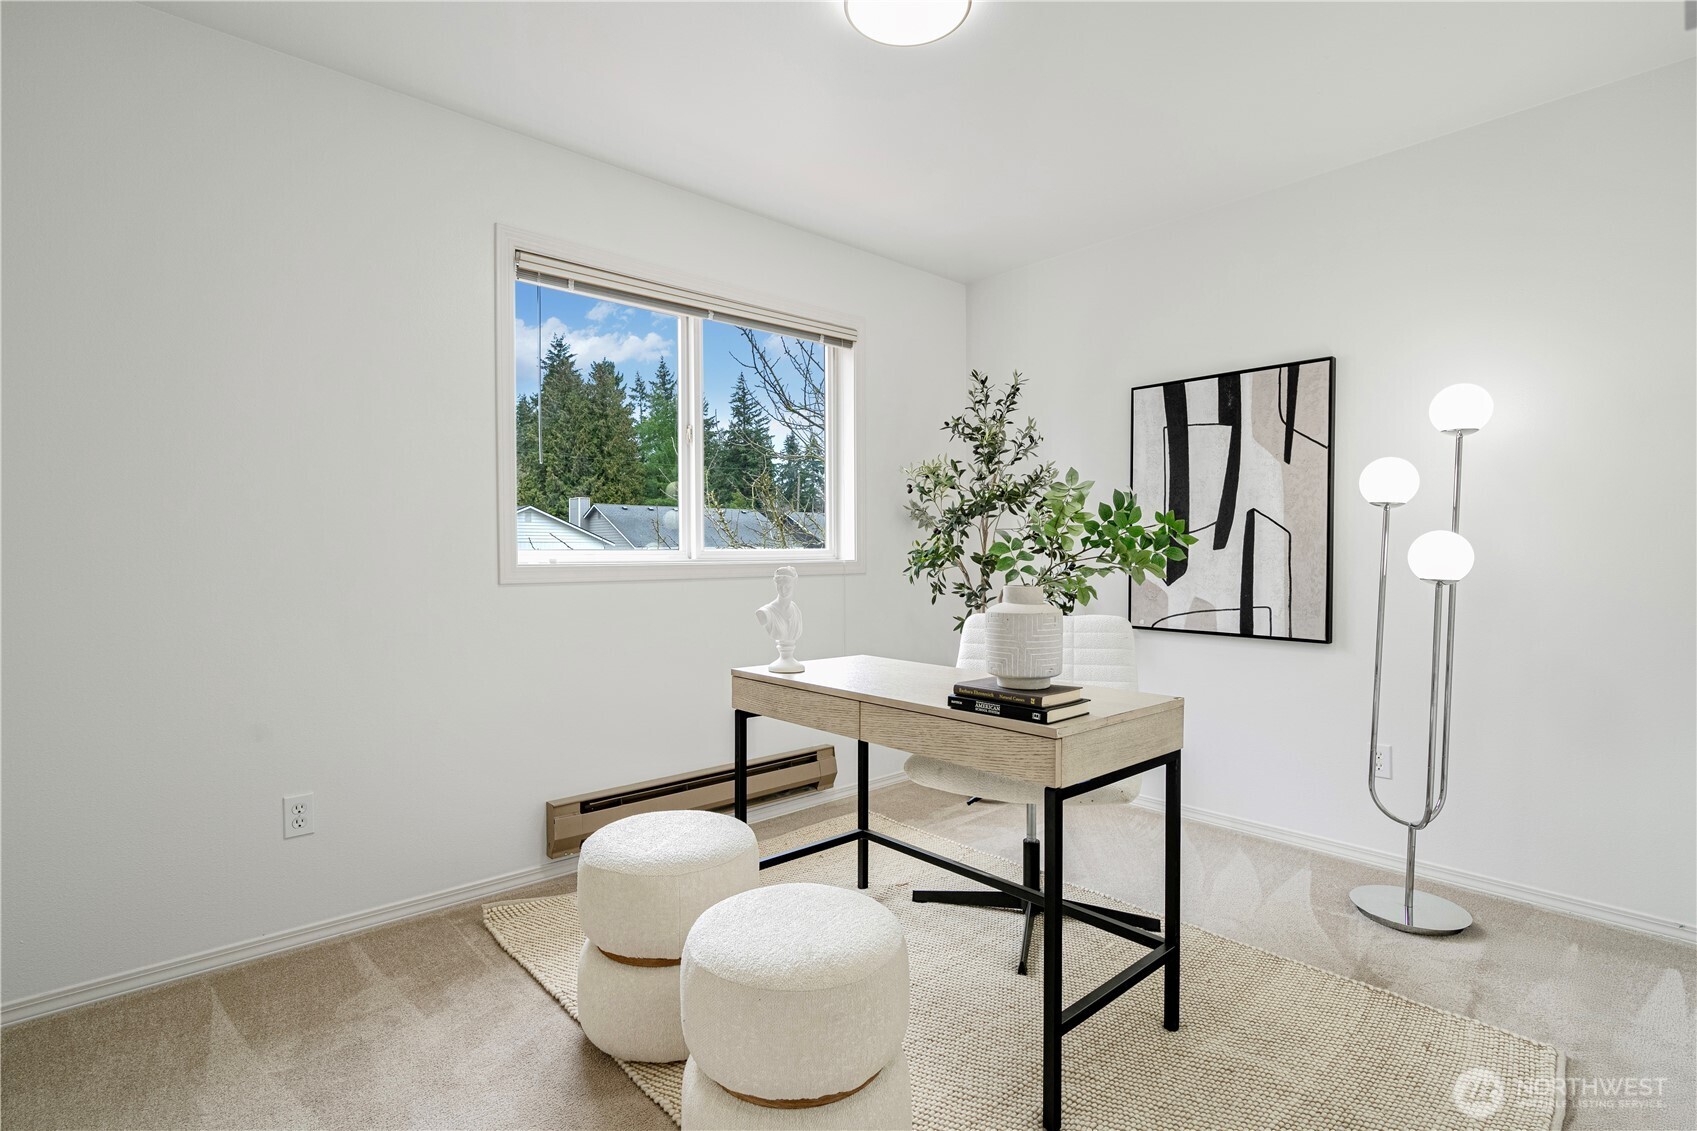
[773,430,826,513]
[774,432,804,509]
[514,336,646,518]
[580,360,645,504]
[795,431,825,512]
[636,359,678,503]
[534,336,588,516]
[720,374,775,507]
[703,399,731,504]
[516,392,543,510]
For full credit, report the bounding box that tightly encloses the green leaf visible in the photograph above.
[1113,488,1126,510]
[1166,546,1186,561]
[1098,502,1113,521]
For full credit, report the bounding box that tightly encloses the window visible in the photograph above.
[496,228,857,582]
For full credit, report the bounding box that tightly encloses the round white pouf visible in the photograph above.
[576,810,758,1063]
[575,940,687,1063]
[681,883,909,1109]
[681,1051,912,1131]
[578,810,759,962]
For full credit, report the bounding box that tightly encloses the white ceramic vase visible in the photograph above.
[984,584,1063,690]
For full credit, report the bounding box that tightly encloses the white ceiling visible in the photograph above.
[152,1,1694,282]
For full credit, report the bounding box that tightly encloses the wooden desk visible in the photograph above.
[731,655,1185,1131]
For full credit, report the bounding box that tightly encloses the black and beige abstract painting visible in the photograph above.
[1129,358,1334,643]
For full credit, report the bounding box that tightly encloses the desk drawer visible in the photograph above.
[1059,701,1184,787]
[733,677,860,738]
[860,702,1057,787]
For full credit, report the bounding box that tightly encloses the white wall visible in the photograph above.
[0,3,966,1005]
[968,61,1696,929]
[5,6,1690,1012]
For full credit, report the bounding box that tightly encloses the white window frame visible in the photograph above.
[495,225,860,584]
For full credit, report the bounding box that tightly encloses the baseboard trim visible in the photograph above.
[1132,795,1696,945]
[0,770,909,1027]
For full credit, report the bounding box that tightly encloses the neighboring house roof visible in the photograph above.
[786,511,826,543]
[518,503,826,553]
[700,506,823,549]
[584,505,655,550]
[516,506,614,551]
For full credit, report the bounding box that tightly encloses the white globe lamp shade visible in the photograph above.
[845,0,971,46]
[1358,457,1420,506]
[1408,531,1475,583]
[1428,383,1494,433]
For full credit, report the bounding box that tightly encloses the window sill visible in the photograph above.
[499,557,865,585]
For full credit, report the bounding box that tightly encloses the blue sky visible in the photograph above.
[515,282,797,423]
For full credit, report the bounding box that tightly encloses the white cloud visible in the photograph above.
[585,301,617,323]
[514,315,673,393]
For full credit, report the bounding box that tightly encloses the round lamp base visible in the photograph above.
[1349,885,1472,936]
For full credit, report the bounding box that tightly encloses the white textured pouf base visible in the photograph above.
[682,883,909,1100]
[576,940,688,1063]
[579,811,759,962]
[681,1054,912,1131]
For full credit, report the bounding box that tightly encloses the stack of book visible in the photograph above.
[948,678,1089,724]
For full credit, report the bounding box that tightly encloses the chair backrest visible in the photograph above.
[957,612,1138,690]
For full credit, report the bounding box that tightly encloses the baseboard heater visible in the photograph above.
[546,745,838,859]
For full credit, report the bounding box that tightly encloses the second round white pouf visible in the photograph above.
[681,882,910,1107]
[575,940,687,1063]
[578,810,760,962]
[680,1051,913,1131]
[576,810,759,1063]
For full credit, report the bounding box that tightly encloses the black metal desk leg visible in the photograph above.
[1043,786,1063,1130]
[733,710,751,822]
[856,740,870,889]
[1164,750,1181,1032]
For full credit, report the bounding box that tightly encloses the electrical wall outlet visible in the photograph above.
[283,793,314,838]
[1374,745,1393,780]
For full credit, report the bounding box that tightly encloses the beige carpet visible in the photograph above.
[485,813,1565,1131]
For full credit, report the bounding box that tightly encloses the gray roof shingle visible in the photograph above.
[517,506,614,551]
[517,503,825,553]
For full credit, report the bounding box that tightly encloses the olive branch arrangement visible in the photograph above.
[903,371,1196,630]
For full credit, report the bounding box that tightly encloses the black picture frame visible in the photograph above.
[1127,356,1335,644]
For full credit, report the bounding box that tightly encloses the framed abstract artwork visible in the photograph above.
[1129,357,1335,643]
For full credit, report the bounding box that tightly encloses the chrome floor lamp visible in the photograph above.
[1351,383,1493,936]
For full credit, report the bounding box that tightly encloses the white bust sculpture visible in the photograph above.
[755,566,805,673]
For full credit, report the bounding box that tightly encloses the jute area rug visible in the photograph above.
[484,814,1563,1130]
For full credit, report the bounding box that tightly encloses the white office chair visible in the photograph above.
[905,613,1160,974]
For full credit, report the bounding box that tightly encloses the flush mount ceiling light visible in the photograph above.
[845,0,971,46]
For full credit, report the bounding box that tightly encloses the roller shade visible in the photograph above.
[516,250,857,349]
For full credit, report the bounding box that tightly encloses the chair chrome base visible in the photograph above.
[1349,884,1472,936]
